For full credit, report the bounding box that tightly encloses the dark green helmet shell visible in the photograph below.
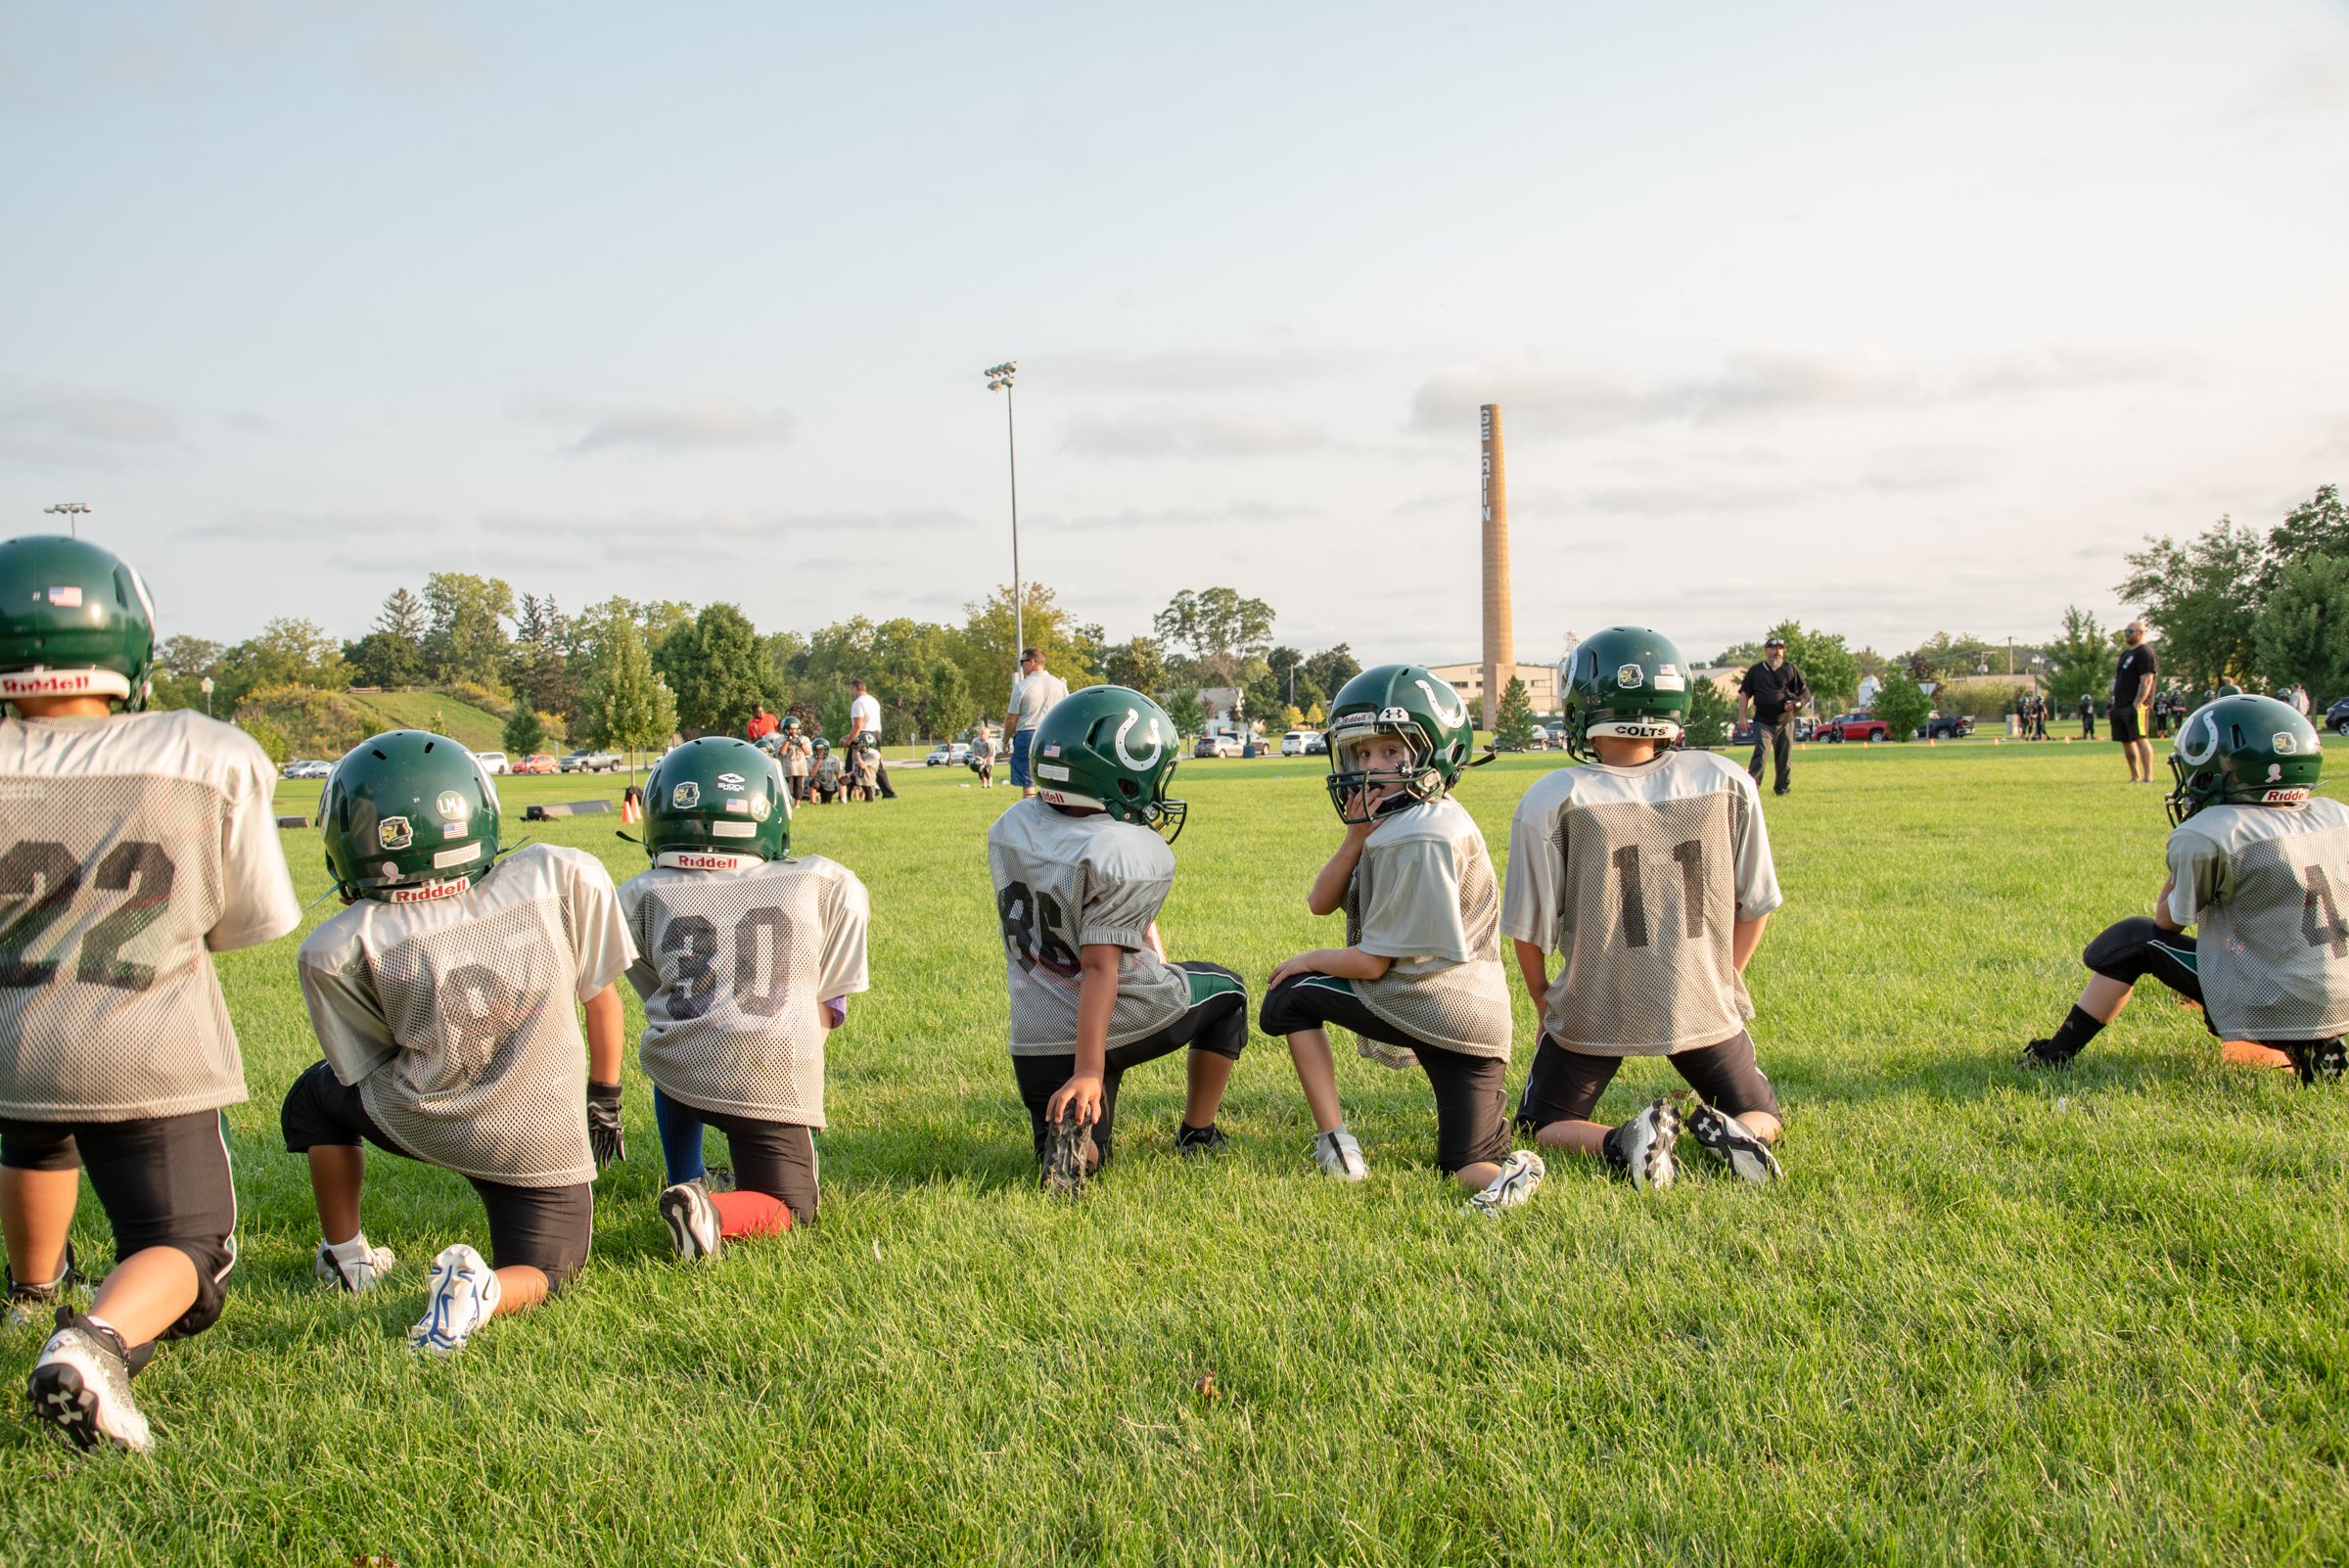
[1565,626,1692,760]
[1323,663,1474,823]
[644,736,790,863]
[0,535,158,710]
[1029,684,1186,841]
[321,731,501,901]
[2167,694,2324,826]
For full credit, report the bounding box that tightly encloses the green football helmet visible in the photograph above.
[1028,684,1186,841]
[643,736,790,863]
[320,731,501,901]
[0,535,158,710]
[1323,664,1474,824]
[2167,693,2323,825]
[1564,626,1692,760]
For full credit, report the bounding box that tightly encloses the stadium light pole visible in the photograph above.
[201,676,213,718]
[984,362,1022,675]
[44,502,90,538]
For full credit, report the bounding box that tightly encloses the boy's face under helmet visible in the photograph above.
[1321,664,1473,824]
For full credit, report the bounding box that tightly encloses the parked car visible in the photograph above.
[1193,735,1241,759]
[280,759,333,780]
[472,750,510,775]
[1304,732,1328,755]
[1916,714,1975,740]
[516,753,559,775]
[559,748,623,773]
[1279,729,1322,757]
[2329,696,2349,737]
[1816,712,1890,743]
[926,742,973,766]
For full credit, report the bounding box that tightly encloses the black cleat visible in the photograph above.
[1041,1112,1090,1197]
[2287,1038,2347,1086]
[2020,1038,2078,1069]
[1174,1122,1230,1159]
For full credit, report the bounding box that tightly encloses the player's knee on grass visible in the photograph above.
[1670,1030,1782,1129]
[1419,1046,1510,1173]
[1513,1035,1620,1137]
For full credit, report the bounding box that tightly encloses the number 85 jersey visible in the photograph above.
[619,855,871,1128]
[0,712,299,1122]
[1501,750,1781,1056]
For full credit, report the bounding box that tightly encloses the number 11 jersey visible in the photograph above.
[1501,750,1781,1055]
[0,712,299,1121]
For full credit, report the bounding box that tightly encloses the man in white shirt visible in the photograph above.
[848,678,895,800]
[1004,647,1072,799]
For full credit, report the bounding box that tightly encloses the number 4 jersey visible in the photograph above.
[298,844,635,1187]
[2166,797,2349,1041]
[618,854,871,1127]
[0,712,299,1121]
[1501,749,1782,1055]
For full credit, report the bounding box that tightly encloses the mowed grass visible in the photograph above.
[6,740,2349,1566]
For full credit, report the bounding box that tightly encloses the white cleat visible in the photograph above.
[315,1239,398,1294]
[659,1181,724,1261]
[27,1316,151,1453]
[1310,1129,1370,1182]
[407,1244,501,1355]
[1684,1099,1782,1184]
[1605,1099,1681,1191]
[1467,1149,1547,1215]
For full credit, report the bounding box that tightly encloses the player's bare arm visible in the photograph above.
[1511,937,1551,1017]
[2153,872,2184,933]
[1047,943,1121,1127]
[1731,913,1770,972]
[1306,819,1376,917]
[1267,945,1390,989]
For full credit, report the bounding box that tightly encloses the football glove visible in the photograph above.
[587,1081,624,1170]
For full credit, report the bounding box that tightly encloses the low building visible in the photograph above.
[1426,661,1560,716]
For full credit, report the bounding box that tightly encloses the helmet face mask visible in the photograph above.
[1322,666,1472,825]
[320,731,501,901]
[0,536,159,712]
[1028,685,1187,842]
[644,736,790,864]
[1565,627,1691,761]
[2165,694,2323,827]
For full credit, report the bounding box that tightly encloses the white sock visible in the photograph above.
[326,1233,374,1265]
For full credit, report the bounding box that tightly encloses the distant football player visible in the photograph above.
[1505,627,1787,1190]
[810,739,843,806]
[1260,666,1541,1213]
[618,738,868,1259]
[2023,694,2347,1081]
[0,537,299,1453]
[285,730,634,1354]
[988,686,1246,1193]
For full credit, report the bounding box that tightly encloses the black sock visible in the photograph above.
[2049,1004,2104,1056]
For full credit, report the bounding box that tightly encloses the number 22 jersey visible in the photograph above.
[0,711,300,1122]
[1501,749,1782,1055]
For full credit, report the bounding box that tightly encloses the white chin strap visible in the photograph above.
[1589,718,1681,742]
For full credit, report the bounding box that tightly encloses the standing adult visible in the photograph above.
[2112,619,2158,784]
[1004,646,1071,799]
[745,703,779,745]
[1737,635,1809,798]
[848,678,895,800]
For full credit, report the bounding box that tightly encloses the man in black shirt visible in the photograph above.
[2112,619,2158,783]
[1738,636,1809,797]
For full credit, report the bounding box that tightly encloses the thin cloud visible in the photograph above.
[1059,409,1327,458]
[191,509,445,543]
[1038,500,1322,531]
[509,394,797,455]
[1050,346,1379,393]
[0,385,182,467]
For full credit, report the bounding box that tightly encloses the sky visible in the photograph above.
[3,1,2346,671]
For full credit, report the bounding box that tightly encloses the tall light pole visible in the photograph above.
[44,503,90,537]
[985,362,1022,673]
[201,675,214,718]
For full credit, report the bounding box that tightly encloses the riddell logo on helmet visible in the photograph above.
[385,880,470,903]
[2262,788,2312,804]
[0,670,99,695]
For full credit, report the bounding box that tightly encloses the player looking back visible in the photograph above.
[1503,627,1787,1190]
[1260,665,1543,1212]
[0,537,299,1453]
[988,686,1247,1193]
[2022,694,2347,1081]
[618,738,869,1259]
[285,731,635,1354]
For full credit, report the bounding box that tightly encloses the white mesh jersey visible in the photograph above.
[987,799,1190,1054]
[1341,799,1511,1059]
[1501,750,1782,1055]
[619,854,870,1127]
[2166,797,2349,1041]
[298,844,635,1187]
[0,712,299,1121]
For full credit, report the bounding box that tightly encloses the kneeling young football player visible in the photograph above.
[286,731,635,1353]
[2023,693,2347,1081]
[1262,665,1542,1213]
[618,738,869,1258]
[988,687,1246,1193]
[1505,627,1787,1190]
[0,537,299,1452]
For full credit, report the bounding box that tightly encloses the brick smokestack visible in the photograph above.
[1480,403,1512,731]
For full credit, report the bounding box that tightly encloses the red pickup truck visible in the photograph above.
[1816,711,1890,743]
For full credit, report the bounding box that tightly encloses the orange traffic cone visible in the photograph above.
[621,790,641,825]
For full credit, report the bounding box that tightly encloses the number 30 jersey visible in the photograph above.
[298,844,635,1187]
[1501,750,1782,1056]
[2166,798,2349,1042]
[986,799,1191,1055]
[0,712,299,1122]
[619,854,871,1128]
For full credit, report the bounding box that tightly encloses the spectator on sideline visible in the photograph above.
[2079,693,2096,740]
[848,679,896,800]
[1737,636,1809,798]
[1004,647,1071,799]
[2113,620,2158,784]
[746,703,779,745]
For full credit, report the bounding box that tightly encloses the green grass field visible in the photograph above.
[6,740,2349,1565]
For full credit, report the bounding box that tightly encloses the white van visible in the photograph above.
[472,750,510,775]
[1280,730,1319,757]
